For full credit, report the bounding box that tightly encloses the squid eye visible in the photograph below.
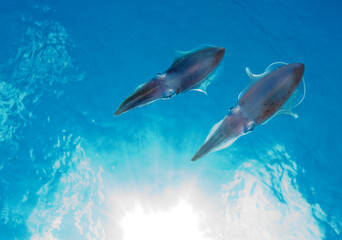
[163,89,176,99]
[245,126,254,133]
[156,73,166,79]
[229,106,237,113]
[245,122,255,133]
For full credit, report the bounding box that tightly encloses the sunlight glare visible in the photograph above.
[121,200,208,240]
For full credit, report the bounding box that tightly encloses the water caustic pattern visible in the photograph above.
[0,19,83,141]
[13,20,83,90]
[221,145,323,240]
[0,8,86,239]
[1,1,342,240]
[27,140,105,240]
[0,82,26,141]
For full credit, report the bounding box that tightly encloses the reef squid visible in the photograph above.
[191,62,306,161]
[114,45,225,116]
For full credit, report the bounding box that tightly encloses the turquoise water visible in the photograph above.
[0,0,341,239]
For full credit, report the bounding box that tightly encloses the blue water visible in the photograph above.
[0,0,341,239]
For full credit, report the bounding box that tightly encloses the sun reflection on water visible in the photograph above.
[121,200,207,240]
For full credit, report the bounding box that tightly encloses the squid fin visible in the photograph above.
[134,82,146,91]
[173,44,216,62]
[191,82,209,95]
[239,61,306,125]
[261,78,306,125]
[190,60,223,95]
[174,49,189,61]
[238,62,288,100]
[260,63,306,125]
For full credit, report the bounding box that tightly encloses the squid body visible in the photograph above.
[114,45,225,116]
[191,62,306,161]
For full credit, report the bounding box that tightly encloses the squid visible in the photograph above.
[114,45,225,116]
[191,62,306,161]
